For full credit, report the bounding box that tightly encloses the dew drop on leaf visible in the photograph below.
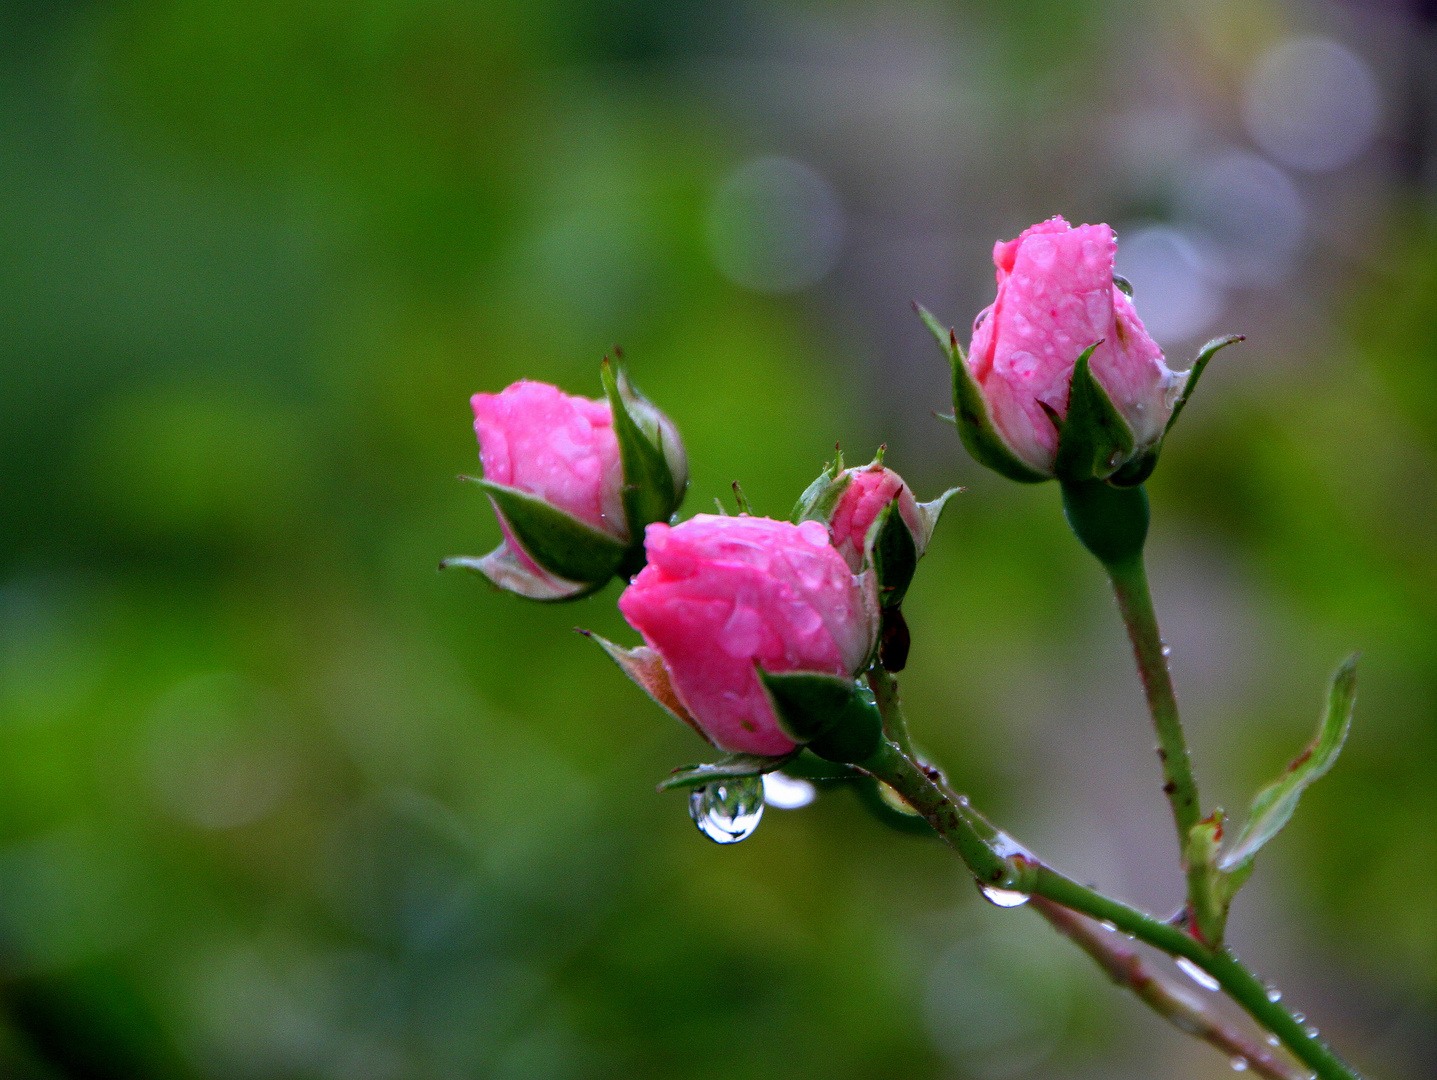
[689,777,764,844]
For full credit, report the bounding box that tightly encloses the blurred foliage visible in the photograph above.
[0,0,1433,1078]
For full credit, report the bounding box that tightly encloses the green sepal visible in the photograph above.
[914,302,1050,484]
[1108,334,1245,488]
[756,668,883,764]
[440,549,599,602]
[465,477,628,584]
[869,496,918,609]
[1059,479,1150,569]
[1053,343,1135,483]
[1183,811,1230,947]
[580,630,711,744]
[656,750,800,793]
[1166,334,1244,437]
[914,487,961,550]
[1218,654,1358,878]
[601,359,681,538]
[790,452,850,523]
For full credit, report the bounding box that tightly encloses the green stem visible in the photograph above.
[867,666,915,757]
[1106,554,1203,849]
[1028,896,1304,1080]
[857,731,1361,1080]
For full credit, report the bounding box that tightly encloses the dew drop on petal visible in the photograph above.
[1176,956,1220,991]
[1231,1057,1249,1072]
[978,884,1030,908]
[689,777,765,843]
[762,771,816,809]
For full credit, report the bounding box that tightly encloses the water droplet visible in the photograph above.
[1107,450,1123,468]
[876,781,922,817]
[1231,1056,1249,1072]
[1304,1025,1319,1038]
[1175,956,1220,991]
[1292,1013,1305,1024]
[956,794,970,807]
[1266,986,1282,1003]
[1161,644,1173,657]
[689,777,764,844]
[762,772,816,809]
[978,884,1030,908]
[1100,920,1118,933]
[1267,1035,1280,1047]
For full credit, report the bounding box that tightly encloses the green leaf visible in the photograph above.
[440,547,597,602]
[913,302,1051,484]
[756,668,883,764]
[1165,334,1244,436]
[1218,654,1359,875]
[655,751,800,793]
[602,360,678,536]
[1053,343,1135,483]
[580,630,711,744]
[869,497,918,609]
[466,477,628,584]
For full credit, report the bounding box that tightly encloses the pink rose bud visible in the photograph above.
[826,463,925,574]
[951,217,1186,482]
[617,515,879,756]
[444,371,688,601]
[472,380,628,541]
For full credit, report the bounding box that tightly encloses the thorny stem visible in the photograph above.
[856,684,1363,1080]
[1105,555,1203,852]
[1028,897,1303,1080]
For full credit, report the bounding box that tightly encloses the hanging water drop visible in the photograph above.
[1230,1057,1249,1072]
[978,884,1030,908]
[689,776,764,844]
[1304,1025,1319,1038]
[1175,956,1220,991]
[1161,643,1173,658]
[1292,1013,1305,1024]
[762,771,816,809]
[1100,920,1118,933]
[1266,986,1282,1003]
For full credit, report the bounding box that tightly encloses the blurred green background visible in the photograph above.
[0,0,1433,1076]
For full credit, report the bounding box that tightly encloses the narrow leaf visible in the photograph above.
[1165,334,1244,435]
[581,630,711,743]
[913,302,1050,484]
[869,496,918,609]
[757,668,883,764]
[1218,654,1358,873]
[1054,343,1135,483]
[440,546,596,602]
[656,751,799,793]
[913,487,962,552]
[790,455,849,524]
[602,360,677,535]
[466,477,628,584]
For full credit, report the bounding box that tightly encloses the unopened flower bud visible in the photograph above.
[792,452,958,610]
[920,217,1240,487]
[444,364,687,600]
[616,515,879,756]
